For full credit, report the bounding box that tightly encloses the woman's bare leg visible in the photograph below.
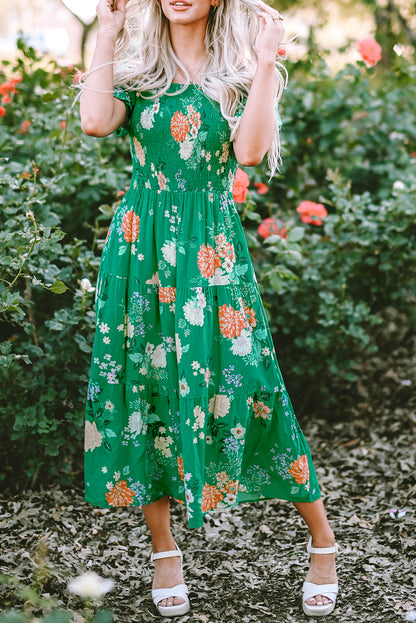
[142,496,185,608]
[293,499,337,607]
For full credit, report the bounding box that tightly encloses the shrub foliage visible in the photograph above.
[1,40,415,489]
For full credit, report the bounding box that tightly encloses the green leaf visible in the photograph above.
[287,227,305,242]
[49,280,68,294]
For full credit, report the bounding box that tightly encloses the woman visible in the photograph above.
[80,0,339,617]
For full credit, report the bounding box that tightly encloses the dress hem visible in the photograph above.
[84,488,322,530]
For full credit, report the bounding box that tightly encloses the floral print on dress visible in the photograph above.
[84,83,321,528]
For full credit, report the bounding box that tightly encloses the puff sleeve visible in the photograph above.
[113,86,137,137]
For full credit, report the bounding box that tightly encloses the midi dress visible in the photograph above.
[84,82,321,529]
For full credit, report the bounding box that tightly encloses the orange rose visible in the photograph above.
[232,168,249,203]
[296,201,328,226]
[358,38,382,66]
[0,106,6,117]
[121,209,140,243]
[257,217,287,239]
[254,182,269,194]
[20,120,31,134]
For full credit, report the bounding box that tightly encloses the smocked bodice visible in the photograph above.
[114,83,240,194]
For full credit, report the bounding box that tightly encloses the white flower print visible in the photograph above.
[141,107,155,129]
[146,272,160,285]
[161,240,177,266]
[195,289,206,308]
[231,329,252,356]
[101,466,107,473]
[154,436,172,458]
[223,257,234,274]
[185,489,194,504]
[145,342,154,355]
[208,267,230,285]
[231,424,246,439]
[129,410,147,436]
[105,401,114,411]
[175,333,182,363]
[192,361,200,370]
[183,299,204,326]
[208,394,231,419]
[84,421,103,452]
[114,470,121,480]
[151,343,167,368]
[179,377,190,396]
[99,322,110,334]
[103,336,110,345]
[179,137,194,160]
[192,405,205,431]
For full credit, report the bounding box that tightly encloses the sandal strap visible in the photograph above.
[152,584,189,606]
[302,581,339,603]
[307,536,339,555]
[150,541,182,562]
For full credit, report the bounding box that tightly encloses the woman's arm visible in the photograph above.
[232,0,284,166]
[80,0,128,137]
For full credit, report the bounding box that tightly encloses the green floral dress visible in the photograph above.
[84,82,321,528]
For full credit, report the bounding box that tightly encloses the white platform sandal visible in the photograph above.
[302,536,339,617]
[151,543,190,618]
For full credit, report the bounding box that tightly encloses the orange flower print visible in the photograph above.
[170,111,190,142]
[201,483,224,512]
[288,454,310,485]
[218,304,247,339]
[157,171,167,190]
[105,480,136,506]
[219,241,235,263]
[121,210,140,243]
[159,286,176,303]
[244,305,257,328]
[190,111,201,130]
[253,400,271,420]
[197,243,222,279]
[177,456,184,482]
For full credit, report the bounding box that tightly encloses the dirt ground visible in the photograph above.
[1,313,415,623]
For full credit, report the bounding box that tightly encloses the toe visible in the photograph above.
[173,596,185,605]
[306,597,317,606]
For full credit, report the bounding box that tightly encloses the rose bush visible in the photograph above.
[1,37,415,489]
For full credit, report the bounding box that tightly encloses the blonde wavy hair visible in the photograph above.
[111,0,287,176]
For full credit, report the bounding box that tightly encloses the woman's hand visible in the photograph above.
[255,0,284,64]
[96,0,127,42]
